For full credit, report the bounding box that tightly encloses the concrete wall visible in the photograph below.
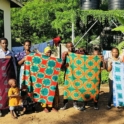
[0,0,11,49]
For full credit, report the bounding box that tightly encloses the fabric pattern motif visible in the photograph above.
[15,51,26,61]
[113,62,124,107]
[0,59,16,109]
[22,53,62,105]
[64,53,101,102]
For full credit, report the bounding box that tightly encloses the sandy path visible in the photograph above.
[1,85,124,124]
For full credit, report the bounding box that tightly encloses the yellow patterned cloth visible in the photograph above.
[64,53,101,102]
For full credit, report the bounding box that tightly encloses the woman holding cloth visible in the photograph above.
[41,46,59,113]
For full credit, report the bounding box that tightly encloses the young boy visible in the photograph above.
[0,38,12,58]
[8,79,26,119]
[61,42,79,110]
[21,84,37,113]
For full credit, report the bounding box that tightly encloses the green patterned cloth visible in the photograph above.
[64,53,101,102]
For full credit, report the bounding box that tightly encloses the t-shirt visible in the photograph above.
[0,49,12,58]
[8,87,21,106]
[108,57,121,80]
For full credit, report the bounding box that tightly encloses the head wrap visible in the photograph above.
[44,47,51,54]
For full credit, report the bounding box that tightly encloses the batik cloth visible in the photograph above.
[64,53,101,102]
[113,62,124,107]
[0,58,16,109]
[22,53,62,105]
[0,49,17,78]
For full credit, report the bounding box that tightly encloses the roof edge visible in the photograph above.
[10,0,23,7]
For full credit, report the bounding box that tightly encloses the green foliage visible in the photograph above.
[80,10,124,24]
[117,41,124,53]
[57,71,65,85]
[113,26,124,32]
[11,0,80,43]
[101,70,109,84]
[112,14,124,32]
[74,36,86,48]
[11,0,124,45]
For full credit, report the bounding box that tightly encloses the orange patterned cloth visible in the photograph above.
[64,53,101,102]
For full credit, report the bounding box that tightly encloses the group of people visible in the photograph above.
[61,42,120,111]
[0,37,122,119]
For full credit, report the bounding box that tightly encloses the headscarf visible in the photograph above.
[44,46,51,54]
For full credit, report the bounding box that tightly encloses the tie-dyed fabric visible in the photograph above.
[64,53,101,102]
[0,59,16,109]
[22,53,62,105]
[113,62,124,107]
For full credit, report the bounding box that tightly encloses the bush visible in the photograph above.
[101,70,109,84]
[58,71,65,85]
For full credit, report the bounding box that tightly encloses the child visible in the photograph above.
[8,79,26,119]
[107,48,120,109]
[21,84,37,113]
[80,48,105,111]
[61,42,79,110]
[76,47,86,55]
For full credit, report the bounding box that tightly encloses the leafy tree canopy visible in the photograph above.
[11,0,124,47]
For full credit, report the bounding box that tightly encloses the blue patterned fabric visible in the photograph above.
[113,62,124,107]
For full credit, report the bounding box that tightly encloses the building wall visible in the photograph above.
[0,0,11,49]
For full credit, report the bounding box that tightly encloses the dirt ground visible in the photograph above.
[1,84,124,124]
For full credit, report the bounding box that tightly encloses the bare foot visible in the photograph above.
[43,108,49,113]
[20,107,26,115]
[51,108,58,112]
[12,115,18,119]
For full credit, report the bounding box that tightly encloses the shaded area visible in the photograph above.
[1,86,124,124]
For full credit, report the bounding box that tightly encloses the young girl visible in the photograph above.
[0,38,16,117]
[107,48,120,109]
[8,79,25,119]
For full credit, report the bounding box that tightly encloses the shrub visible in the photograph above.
[101,70,109,84]
[58,71,65,85]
